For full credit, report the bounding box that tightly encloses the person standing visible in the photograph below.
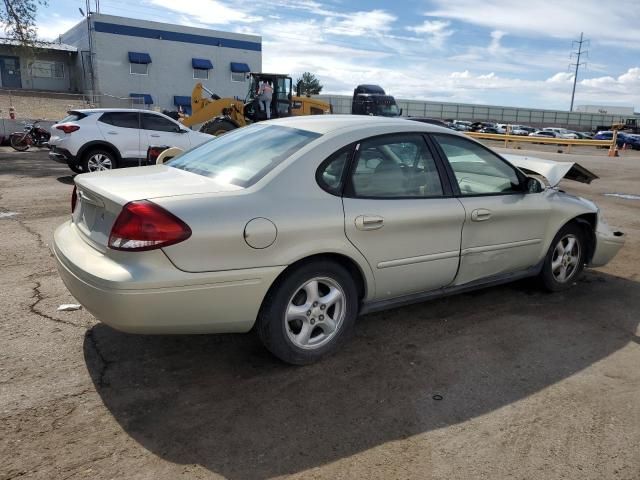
[259,81,274,119]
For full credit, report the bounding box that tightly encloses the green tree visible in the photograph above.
[1,0,48,45]
[295,72,323,96]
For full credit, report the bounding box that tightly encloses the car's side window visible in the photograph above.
[142,113,180,133]
[317,148,351,195]
[349,134,443,198]
[99,112,139,129]
[433,134,522,196]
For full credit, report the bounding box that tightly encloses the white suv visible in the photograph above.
[48,108,212,173]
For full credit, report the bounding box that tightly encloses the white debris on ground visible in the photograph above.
[57,304,82,312]
[0,211,19,218]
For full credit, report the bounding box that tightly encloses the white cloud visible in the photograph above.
[148,0,261,25]
[488,30,506,55]
[425,0,640,45]
[546,72,574,83]
[406,20,453,49]
[324,10,397,37]
[36,15,78,41]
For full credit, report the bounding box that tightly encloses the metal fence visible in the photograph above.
[316,95,632,131]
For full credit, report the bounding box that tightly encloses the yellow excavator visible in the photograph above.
[180,72,331,136]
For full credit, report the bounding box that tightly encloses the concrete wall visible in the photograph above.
[317,94,636,130]
[63,14,262,111]
[0,90,92,122]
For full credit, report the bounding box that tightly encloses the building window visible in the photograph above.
[193,68,208,80]
[31,61,64,79]
[231,72,246,82]
[130,63,148,75]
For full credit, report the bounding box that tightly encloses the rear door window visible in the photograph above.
[99,112,140,129]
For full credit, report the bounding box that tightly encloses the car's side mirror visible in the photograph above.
[176,127,188,133]
[526,177,545,193]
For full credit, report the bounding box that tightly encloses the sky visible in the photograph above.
[35,0,640,111]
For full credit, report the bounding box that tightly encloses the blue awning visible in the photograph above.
[173,95,191,106]
[192,58,213,70]
[129,93,153,105]
[174,95,192,115]
[230,62,250,73]
[128,51,151,64]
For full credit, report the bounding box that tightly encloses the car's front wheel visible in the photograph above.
[256,260,359,365]
[540,223,586,291]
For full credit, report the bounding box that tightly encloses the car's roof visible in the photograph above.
[266,114,454,135]
[70,108,163,114]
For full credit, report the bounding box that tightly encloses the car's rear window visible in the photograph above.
[167,124,321,187]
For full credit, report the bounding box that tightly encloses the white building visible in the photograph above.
[61,14,262,112]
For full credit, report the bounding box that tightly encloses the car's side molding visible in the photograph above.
[359,260,544,315]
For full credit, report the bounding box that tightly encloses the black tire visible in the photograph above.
[200,119,237,136]
[10,134,30,151]
[68,161,84,174]
[539,223,586,292]
[81,148,117,172]
[256,260,359,365]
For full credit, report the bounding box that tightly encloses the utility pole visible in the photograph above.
[569,32,589,112]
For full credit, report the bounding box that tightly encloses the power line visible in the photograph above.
[569,32,589,112]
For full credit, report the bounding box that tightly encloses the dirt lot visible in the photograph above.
[1,146,639,480]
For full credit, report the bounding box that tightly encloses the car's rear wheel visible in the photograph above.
[540,223,586,291]
[82,149,116,172]
[256,260,358,365]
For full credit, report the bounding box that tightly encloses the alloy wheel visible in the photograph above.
[285,277,346,350]
[87,153,113,172]
[551,234,581,283]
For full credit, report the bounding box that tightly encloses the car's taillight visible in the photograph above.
[71,186,77,213]
[108,200,191,251]
[56,124,80,134]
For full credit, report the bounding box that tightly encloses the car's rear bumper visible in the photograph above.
[589,219,625,267]
[49,146,75,164]
[52,220,285,334]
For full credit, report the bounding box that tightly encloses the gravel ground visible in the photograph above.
[1,146,639,480]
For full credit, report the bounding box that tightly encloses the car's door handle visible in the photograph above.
[150,134,161,138]
[355,215,384,231]
[471,209,492,221]
[106,131,117,135]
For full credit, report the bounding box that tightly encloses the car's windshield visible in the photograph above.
[167,124,321,187]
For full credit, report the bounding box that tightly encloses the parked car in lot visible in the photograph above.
[529,130,563,139]
[53,116,624,364]
[593,131,640,149]
[543,127,578,139]
[48,109,212,173]
[568,130,593,139]
[504,125,530,136]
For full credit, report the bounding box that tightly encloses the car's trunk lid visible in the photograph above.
[73,165,241,250]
